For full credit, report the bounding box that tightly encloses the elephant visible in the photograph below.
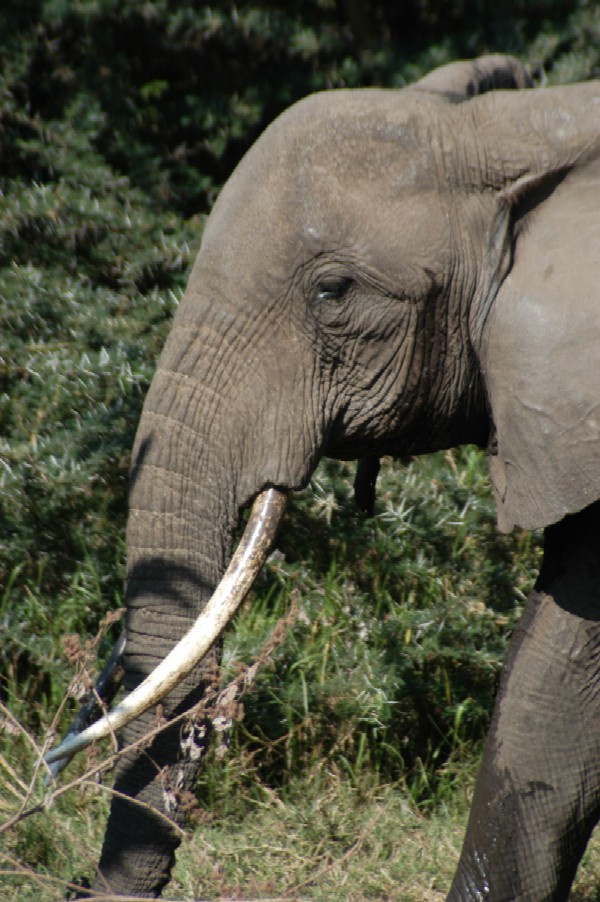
[47,54,600,900]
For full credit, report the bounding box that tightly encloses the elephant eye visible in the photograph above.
[314,276,354,304]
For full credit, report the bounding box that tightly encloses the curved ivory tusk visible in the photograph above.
[45,487,288,767]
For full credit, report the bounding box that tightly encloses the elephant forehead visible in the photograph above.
[200,89,454,287]
[208,90,444,216]
[293,140,438,238]
[278,89,449,221]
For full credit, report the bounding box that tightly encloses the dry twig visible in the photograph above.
[1,600,300,898]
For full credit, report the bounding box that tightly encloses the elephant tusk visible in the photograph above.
[45,486,288,768]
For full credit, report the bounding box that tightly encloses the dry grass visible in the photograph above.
[172,777,467,901]
[3,723,600,901]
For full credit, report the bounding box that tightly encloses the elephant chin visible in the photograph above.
[45,487,288,769]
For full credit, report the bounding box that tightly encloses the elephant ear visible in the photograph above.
[413,54,532,102]
[478,150,600,533]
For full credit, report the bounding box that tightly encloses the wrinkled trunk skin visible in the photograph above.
[448,502,600,901]
[85,259,313,895]
[89,336,242,895]
[92,461,226,894]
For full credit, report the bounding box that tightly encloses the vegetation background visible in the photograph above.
[1,1,600,899]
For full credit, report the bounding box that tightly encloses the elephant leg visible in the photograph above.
[448,502,600,902]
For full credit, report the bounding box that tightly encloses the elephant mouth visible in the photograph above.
[45,486,289,769]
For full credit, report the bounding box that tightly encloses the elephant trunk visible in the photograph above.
[93,423,227,894]
[84,320,298,896]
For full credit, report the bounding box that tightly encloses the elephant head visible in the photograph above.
[49,56,600,899]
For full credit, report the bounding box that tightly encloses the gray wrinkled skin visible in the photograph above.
[84,56,600,900]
